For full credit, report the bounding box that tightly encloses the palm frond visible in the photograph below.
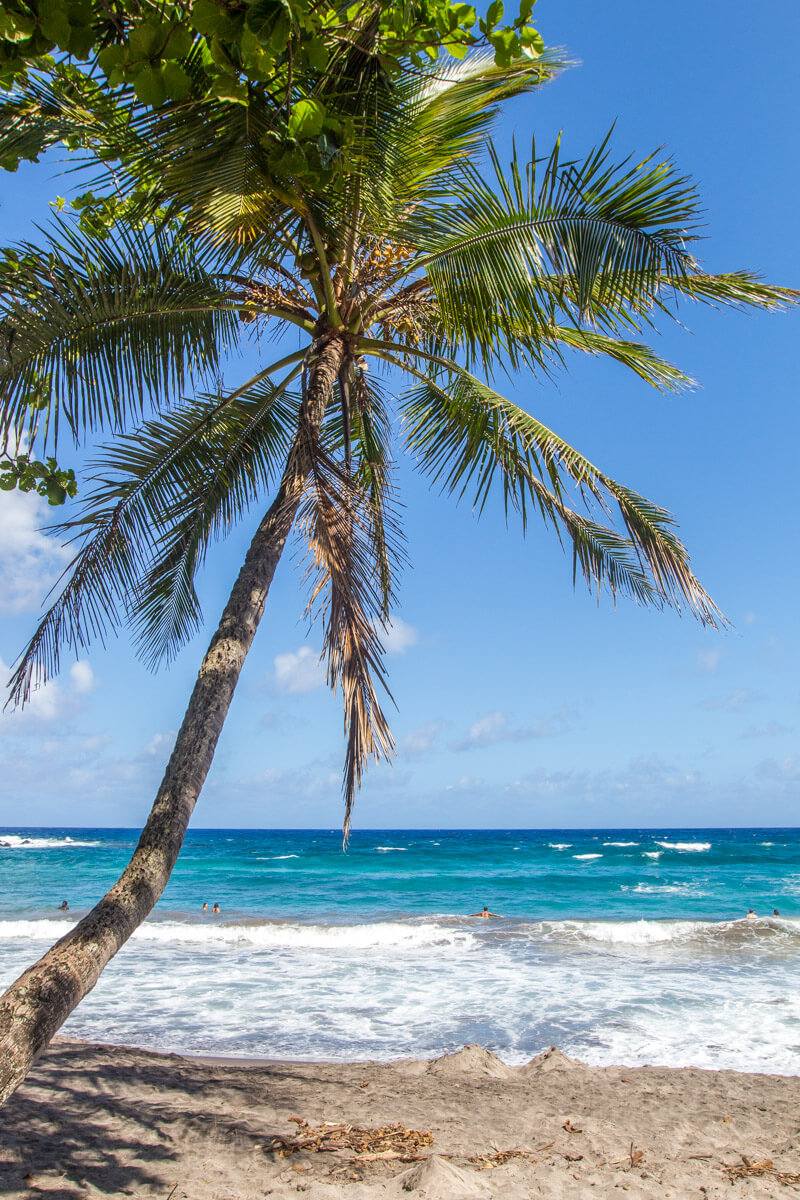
[0,64,143,168]
[297,432,398,838]
[552,327,693,391]
[6,365,303,706]
[348,50,568,232]
[0,218,238,448]
[399,133,701,369]
[664,270,799,311]
[400,369,724,626]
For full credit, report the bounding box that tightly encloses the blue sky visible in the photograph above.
[0,0,798,830]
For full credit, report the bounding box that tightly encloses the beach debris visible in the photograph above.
[563,1119,583,1133]
[468,1148,537,1170]
[722,1155,800,1186]
[360,1080,370,1087]
[267,1119,433,1161]
[608,1143,645,1169]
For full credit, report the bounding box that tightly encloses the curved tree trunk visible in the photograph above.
[0,335,345,1107]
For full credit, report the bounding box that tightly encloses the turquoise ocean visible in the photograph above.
[1,827,799,1073]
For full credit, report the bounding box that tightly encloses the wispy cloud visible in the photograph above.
[272,646,325,695]
[0,489,70,614]
[455,707,572,751]
[0,657,95,723]
[140,730,177,759]
[755,756,800,782]
[381,618,419,655]
[399,720,446,759]
[740,722,792,740]
[699,688,754,712]
[694,648,723,675]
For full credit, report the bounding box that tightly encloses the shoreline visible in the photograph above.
[2,1038,800,1198]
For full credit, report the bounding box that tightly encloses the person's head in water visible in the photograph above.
[773,908,780,916]
[212,902,220,914]
[58,900,68,911]
[202,902,208,911]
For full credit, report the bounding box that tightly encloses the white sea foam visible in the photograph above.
[578,918,699,945]
[375,846,408,852]
[0,834,99,850]
[271,855,299,860]
[548,843,572,850]
[643,851,661,858]
[3,913,799,1075]
[0,917,476,952]
[603,841,639,847]
[655,841,711,852]
[573,853,602,861]
[628,882,704,896]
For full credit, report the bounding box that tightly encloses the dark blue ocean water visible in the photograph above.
[1,827,799,1072]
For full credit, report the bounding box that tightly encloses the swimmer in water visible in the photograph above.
[58,900,69,911]
[202,902,208,912]
[746,908,757,919]
[469,905,502,918]
[212,902,220,914]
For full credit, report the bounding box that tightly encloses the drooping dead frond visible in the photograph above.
[296,429,397,843]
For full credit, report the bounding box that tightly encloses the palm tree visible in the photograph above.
[0,47,795,1104]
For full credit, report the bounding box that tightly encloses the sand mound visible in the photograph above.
[398,1154,485,1196]
[426,1044,514,1079]
[520,1045,586,1074]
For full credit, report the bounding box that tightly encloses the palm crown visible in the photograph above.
[1,49,795,828]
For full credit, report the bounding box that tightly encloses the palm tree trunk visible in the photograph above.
[0,335,345,1107]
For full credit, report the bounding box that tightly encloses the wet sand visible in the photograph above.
[2,1038,800,1197]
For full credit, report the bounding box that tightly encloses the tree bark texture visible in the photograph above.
[0,335,345,1107]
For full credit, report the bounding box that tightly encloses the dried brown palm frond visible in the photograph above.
[297,431,397,840]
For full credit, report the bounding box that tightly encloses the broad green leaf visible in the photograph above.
[288,98,325,139]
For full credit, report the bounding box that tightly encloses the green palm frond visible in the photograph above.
[0,219,238,448]
[552,328,693,391]
[132,372,302,669]
[664,270,800,311]
[347,50,567,231]
[400,133,701,368]
[0,64,142,169]
[400,370,723,625]
[6,365,303,706]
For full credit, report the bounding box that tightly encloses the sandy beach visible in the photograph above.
[1,1039,799,1198]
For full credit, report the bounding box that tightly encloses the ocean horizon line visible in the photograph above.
[2,823,798,833]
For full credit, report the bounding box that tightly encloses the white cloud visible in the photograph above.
[382,618,419,655]
[69,660,95,694]
[456,707,572,750]
[0,488,70,614]
[399,721,445,759]
[142,730,177,758]
[0,656,95,724]
[273,646,325,694]
[462,710,508,748]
